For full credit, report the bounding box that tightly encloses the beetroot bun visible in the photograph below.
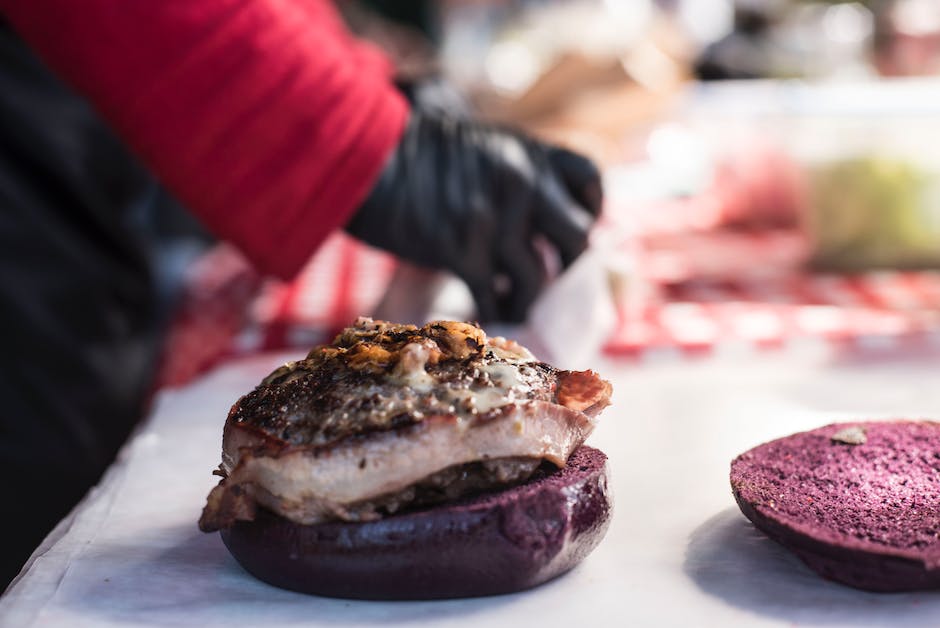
[731,420,940,592]
[220,446,611,600]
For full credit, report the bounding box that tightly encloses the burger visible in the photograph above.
[199,317,613,599]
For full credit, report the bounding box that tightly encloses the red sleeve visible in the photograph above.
[281,0,402,94]
[0,0,409,278]
[291,1,397,79]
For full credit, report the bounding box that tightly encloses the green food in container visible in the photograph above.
[808,157,940,270]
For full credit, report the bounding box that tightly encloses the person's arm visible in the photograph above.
[0,0,408,278]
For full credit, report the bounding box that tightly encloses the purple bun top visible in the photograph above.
[731,420,940,569]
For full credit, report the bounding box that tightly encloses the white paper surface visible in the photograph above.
[4,349,940,627]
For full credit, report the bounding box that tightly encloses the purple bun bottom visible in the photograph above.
[220,445,612,600]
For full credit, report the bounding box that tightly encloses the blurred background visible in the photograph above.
[160,0,940,383]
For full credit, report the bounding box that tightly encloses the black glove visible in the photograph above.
[346,111,603,323]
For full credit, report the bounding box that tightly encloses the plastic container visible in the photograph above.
[682,78,940,270]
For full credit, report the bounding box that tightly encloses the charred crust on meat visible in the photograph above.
[229,318,561,448]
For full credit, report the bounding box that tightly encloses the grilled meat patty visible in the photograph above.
[199,318,612,531]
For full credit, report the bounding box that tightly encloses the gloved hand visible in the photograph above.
[346,111,603,323]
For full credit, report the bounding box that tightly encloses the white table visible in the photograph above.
[3,347,940,627]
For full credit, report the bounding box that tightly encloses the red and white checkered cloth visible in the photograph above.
[154,234,396,388]
[153,161,940,388]
[605,271,940,358]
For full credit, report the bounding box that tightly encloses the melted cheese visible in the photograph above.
[391,341,438,392]
[480,362,524,388]
[398,369,436,392]
[486,336,536,362]
[474,387,515,413]
[388,340,535,416]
